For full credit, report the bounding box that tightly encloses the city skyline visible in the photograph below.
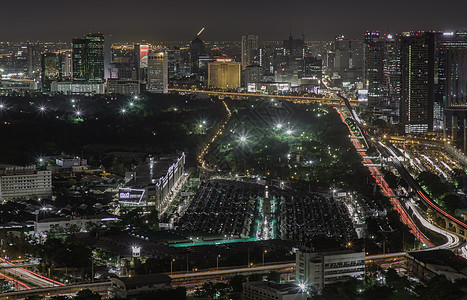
[3,0,467,41]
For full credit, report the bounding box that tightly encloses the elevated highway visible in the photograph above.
[170,88,360,106]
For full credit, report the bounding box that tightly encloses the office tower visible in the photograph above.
[59,50,73,80]
[274,34,306,87]
[104,34,112,81]
[190,35,206,75]
[364,32,401,121]
[40,52,60,92]
[243,65,263,87]
[303,57,322,79]
[147,51,168,93]
[364,31,385,109]
[334,35,350,70]
[383,35,402,120]
[350,40,364,70]
[296,247,365,294]
[27,43,40,76]
[72,33,105,83]
[241,34,260,69]
[283,34,306,57]
[207,58,241,90]
[436,31,467,151]
[134,44,149,82]
[400,32,435,134]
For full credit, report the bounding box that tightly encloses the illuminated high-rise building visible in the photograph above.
[41,52,60,92]
[147,51,168,94]
[364,31,401,122]
[208,59,241,90]
[400,32,435,134]
[190,35,206,75]
[59,51,73,80]
[436,31,467,151]
[241,34,260,69]
[72,33,105,83]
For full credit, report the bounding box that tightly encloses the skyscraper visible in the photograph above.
[190,35,206,75]
[400,32,435,134]
[208,59,241,90]
[72,33,105,83]
[436,31,467,150]
[41,52,60,92]
[334,35,350,70]
[147,51,168,94]
[241,34,260,69]
[364,32,401,122]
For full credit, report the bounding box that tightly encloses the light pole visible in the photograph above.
[262,250,267,266]
[216,255,221,270]
[171,259,175,275]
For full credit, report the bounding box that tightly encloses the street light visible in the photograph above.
[217,255,221,270]
[286,129,293,135]
[262,250,267,265]
[171,258,175,275]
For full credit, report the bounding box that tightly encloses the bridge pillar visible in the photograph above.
[452,115,458,141]
[444,217,449,230]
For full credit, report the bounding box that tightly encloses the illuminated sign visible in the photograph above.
[118,188,145,204]
[216,58,233,63]
[139,45,149,68]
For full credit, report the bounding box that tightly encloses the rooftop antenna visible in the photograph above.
[197,27,205,37]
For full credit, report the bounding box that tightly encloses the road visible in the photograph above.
[405,200,461,250]
[336,107,435,248]
[0,257,65,289]
[170,88,359,106]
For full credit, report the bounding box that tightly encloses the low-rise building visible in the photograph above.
[50,81,105,95]
[107,79,140,96]
[296,247,365,293]
[35,214,118,236]
[243,281,307,300]
[119,153,185,215]
[0,165,52,201]
[108,274,173,299]
[405,250,467,283]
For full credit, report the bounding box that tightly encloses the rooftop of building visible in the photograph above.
[128,154,183,188]
[113,273,172,288]
[408,249,467,273]
[244,281,304,295]
[37,213,117,223]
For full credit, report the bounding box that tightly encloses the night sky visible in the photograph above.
[3,0,467,42]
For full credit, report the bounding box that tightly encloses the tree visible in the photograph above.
[267,271,281,283]
[248,273,263,282]
[229,275,247,294]
[74,289,101,300]
[415,275,466,300]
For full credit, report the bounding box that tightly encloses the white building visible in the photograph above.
[107,79,140,96]
[35,214,118,236]
[296,248,365,293]
[50,81,105,95]
[0,165,52,201]
[243,281,307,300]
[108,274,172,299]
[147,52,168,94]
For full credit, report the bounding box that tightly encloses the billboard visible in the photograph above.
[119,188,145,204]
[139,45,149,68]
